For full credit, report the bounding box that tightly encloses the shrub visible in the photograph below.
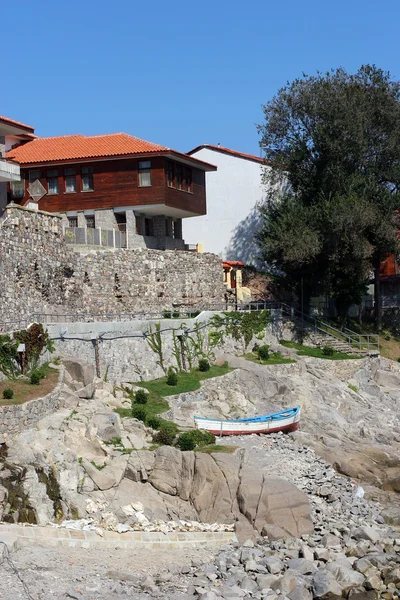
[252,343,260,353]
[397,357,400,363]
[163,310,172,319]
[176,432,196,451]
[153,427,175,446]
[2,388,14,400]
[134,389,148,405]
[322,345,334,356]
[257,345,270,361]
[385,334,391,341]
[35,366,46,379]
[172,311,180,318]
[348,384,358,393]
[147,416,162,430]
[30,371,41,385]
[198,358,210,372]
[131,405,147,423]
[166,367,178,386]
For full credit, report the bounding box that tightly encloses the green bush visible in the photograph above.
[198,358,210,372]
[176,432,196,451]
[397,357,400,363]
[153,427,175,446]
[134,389,148,405]
[166,367,178,386]
[385,334,391,341]
[131,405,147,423]
[177,429,216,451]
[257,345,270,360]
[163,310,172,319]
[35,366,46,379]
[30,371,41,385]
[172,311,180,318]
[2,388,14,400]
[322,345,334,356]
[147,416,162,430]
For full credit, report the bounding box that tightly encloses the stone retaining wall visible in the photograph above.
[0,205,225,323]
[0,523,236,551]
[0,368,64,441]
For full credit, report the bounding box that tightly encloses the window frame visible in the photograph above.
[81,166,94,192]
[138,160,152,187]
[28,169,41,183]
[165,161,192,193]
[47,169,59,195]
[67,216,78,228]
[85,214,95,229]
[64,167,77,193]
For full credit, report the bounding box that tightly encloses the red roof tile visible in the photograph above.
[0,115,35,134]
[7,133,169,164]
[188,144,267,164]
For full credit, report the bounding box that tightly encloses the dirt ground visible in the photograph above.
[0,544,217,600]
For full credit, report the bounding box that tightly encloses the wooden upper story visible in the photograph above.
[7,133,216,218]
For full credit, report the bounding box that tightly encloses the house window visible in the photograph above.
[10,174,25,199]
[144,218,153,236]
[28,169,40,183]
[82,166,94,191]
[167,161,173,187]
[175,164,182,190]
[47,169,59,195]
[138,161,151,187]
[68,216,78,227]
[85,214,95,228]
[185,167,192,192]
[65,168,76,193]
[165,162,192,192]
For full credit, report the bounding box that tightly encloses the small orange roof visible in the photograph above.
[223,260,244,268]
[188,144,268,165]
[7,133,168,164]
[0,115,35,134]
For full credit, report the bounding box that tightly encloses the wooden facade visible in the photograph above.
[11,156,207,217]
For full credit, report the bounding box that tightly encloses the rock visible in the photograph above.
[81,458,117,490]
[264,556,284,574]
[352,527,381,544]
[90,412,122,442]
[321,533,341,548]
[325,562,365,592]
[60,384,80,408]
[365,575,382,591]
[288,586,313,600]
[312,569,343,599]
[300,544,315,562]
[286,558,317,575]
[271,569,305,596]
[373,370,400,389]
[314,547,330,562]
[256,574,280,589]
[76,382,95,399]
[63,358,95,388]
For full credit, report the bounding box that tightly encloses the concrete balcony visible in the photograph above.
[0,158,20,182]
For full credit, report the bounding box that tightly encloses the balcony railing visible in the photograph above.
[0,158,20,182]
[64,227,127,248]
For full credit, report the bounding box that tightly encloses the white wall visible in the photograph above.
[184,148,270,265]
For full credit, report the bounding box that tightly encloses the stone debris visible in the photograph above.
[53,516,235,534]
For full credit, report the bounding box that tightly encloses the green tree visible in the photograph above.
[257,65,400,326]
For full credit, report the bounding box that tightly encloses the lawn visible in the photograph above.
[280,340,364,360]
[116,364,232,431]
[137,363,232,397]
[242,351,296,365]
[195,444,238,454]
[0,364,59,406]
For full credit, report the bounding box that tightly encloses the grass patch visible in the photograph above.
[280,340,363,360]
[137,364,232,398]
[195,444,238,454]
[0,364,59,406]
[242,352,296,365]
[116,364,232,434]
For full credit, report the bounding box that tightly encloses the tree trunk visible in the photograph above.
[374,258,382,331]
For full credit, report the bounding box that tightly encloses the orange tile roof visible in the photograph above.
[7,133,168,164]
[188,143,268,164]
[0,115,35,133]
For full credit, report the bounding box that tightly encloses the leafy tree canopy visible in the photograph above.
[257,65,400,324]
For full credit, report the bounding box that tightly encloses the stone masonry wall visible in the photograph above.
[0,205,225,323]
[0,368,64,441]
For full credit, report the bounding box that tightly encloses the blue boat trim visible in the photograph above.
[194,405,300,424]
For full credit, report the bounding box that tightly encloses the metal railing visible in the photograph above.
[280,304,380,354]
[64,227,127,248]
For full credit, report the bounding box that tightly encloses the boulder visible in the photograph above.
[90,412,121,442]
[81,458,117,491]
[63,358,95,387]
[373,370,400,389]
[76,382,95,399]
[312,569,343,599]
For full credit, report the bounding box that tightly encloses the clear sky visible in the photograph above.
[2,0,399,156]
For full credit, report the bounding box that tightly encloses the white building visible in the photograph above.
[185,144,269,265]
[0,116,35,214]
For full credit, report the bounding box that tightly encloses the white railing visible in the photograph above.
[64,227,127,248]
[0,158,20,182]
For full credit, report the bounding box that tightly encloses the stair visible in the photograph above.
[307,332,369,356]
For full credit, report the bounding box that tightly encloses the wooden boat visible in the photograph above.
[194,406,300,436]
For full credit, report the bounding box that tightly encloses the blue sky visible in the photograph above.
[2,0,399,156]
